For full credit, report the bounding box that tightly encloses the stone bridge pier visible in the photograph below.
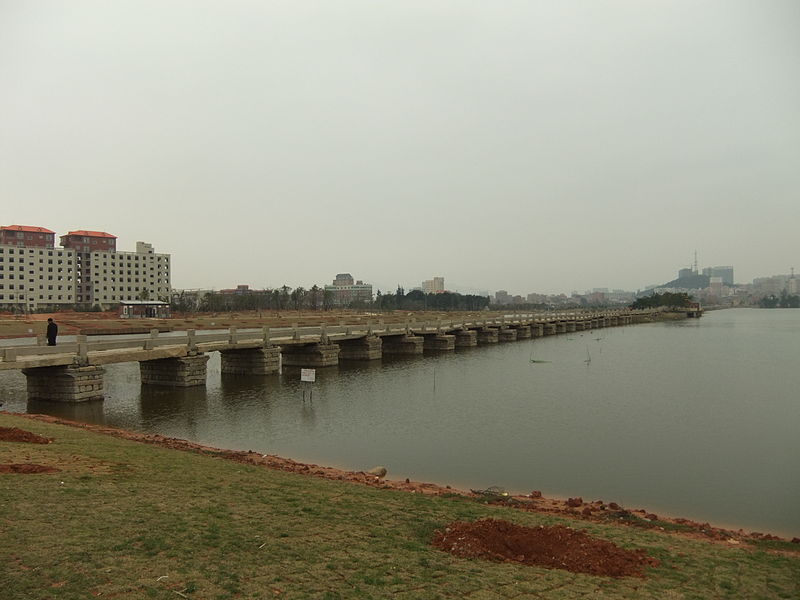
[338,336,382,360]
[281,343,340,367]
[453,329,478,347]
[544,323,557,335]
[22,365,106,402]
[140,354,210,387]
[476,328,499,344]
[421,333,456,351]
[382,335,424,355]
[220,346,280,375]
[498,328,517,342]
[532,324,544,337]
[513,325,531,339]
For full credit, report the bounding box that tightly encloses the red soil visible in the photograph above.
[0,427,53,444]
[0,463,60,474]
[432,519,659,577]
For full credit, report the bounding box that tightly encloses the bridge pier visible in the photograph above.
[566,322,577,333]
[338,336,382,360]
[22,365,105,403]
[140,354,209,387]
[382,335,424,355]
[423,334,456,351]
[544,323,557,335]
[220,347,281,375]
[281,343,340,367]
[513,325,531,339]
[556,322,567,334]
[453,330,478,347]
[532,323,544,338]
[498,328,517,342]
[476,328,499,344]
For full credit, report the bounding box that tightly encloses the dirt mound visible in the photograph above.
[432,519,659,577]
[0,463,60,474]
[0,427,53,444]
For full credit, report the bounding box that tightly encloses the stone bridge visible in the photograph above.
[1,310,655,402]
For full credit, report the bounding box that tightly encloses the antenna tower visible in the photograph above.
[693,251,699,274]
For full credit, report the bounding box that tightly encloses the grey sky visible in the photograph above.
[1,1,798,295]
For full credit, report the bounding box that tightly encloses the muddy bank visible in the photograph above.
[4,411,798,548]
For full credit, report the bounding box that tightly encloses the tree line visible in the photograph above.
[758,290,800,308]
[171,286,490,313]
[629,292,693,309]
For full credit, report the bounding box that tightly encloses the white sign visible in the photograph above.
[300,368,316,383]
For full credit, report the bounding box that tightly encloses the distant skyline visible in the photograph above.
[2,1,798,295]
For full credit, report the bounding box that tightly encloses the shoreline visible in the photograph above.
[5,410,798,548]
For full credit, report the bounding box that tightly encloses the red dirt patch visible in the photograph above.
[432,519,660,577]
[0,427,53,444]
[0,463,60,474]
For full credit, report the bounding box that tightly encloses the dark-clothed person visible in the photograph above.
[46,318,58,346]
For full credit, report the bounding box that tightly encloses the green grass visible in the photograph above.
[1,413,798,599]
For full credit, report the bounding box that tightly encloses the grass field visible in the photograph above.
[1,413,798,599]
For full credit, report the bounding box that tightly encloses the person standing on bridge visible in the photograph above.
[46,318,58,346]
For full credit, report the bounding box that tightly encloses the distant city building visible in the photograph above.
[494,290,510,305]
[788,276,800,295]
[752,275,788,296]
[219,284,253,295]
[527,292,547,304]
[702,266,734,285]
[332,273,355,286]
[422,276,445,294]
[324,273,373,307]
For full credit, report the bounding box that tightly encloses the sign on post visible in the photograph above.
[300,368,316,383]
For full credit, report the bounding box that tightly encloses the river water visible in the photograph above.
[2,308,798,536]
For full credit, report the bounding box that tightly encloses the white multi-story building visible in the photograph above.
[324,273,373,307]
[0,242,77,309]
[85,241,171,307]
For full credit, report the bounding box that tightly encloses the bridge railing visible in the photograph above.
[1,309,649,365]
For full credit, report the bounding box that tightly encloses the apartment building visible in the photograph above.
[0,226,76,309]
[65,236,171,307]
[0,224,170,311]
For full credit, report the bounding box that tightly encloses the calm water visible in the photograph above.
[2,308,798,536]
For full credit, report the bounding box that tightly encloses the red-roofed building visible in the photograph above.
[0,225,56,247]
[60,230,117,253]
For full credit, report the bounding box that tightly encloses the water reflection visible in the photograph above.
[27,398,105,424]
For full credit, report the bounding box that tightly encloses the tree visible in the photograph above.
[279,285,291,310]
[291,287,306,310]
[322,289,334,311]
[309,285,320,311]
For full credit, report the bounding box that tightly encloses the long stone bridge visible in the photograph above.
[1,310,660,402]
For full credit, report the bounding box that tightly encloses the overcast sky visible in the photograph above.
[1,1,798,295]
